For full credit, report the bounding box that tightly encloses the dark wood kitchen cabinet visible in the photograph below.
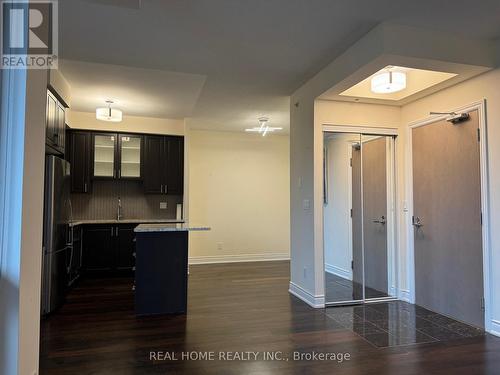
[69,131,91,193]
[83,225,115,272]
[82,224,136,274]
[115,225,136,270]
[143,135,184,195]
[46,90,67,155]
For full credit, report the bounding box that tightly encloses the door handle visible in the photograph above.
[372,215,386,224]
[412,216,423,228]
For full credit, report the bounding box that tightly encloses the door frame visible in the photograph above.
[406,100,492,332]
[322,125,399,306]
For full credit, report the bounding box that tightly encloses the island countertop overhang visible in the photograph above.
[134,223,211,233]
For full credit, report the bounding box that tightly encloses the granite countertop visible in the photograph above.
[69,219,185,227]
[134,223,211,233]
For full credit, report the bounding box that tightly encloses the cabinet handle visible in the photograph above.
[110,227,114,237]
[118,169,121,178]
[161,185,163,193]
[84,183,87,193]
[165,185,168,194]
[114,169,116,179]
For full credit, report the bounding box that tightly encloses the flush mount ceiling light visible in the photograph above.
[245,117,282,136]
[371,70,406,94]
[96,100,123,122]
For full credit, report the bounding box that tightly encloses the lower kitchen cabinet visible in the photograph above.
[116,225,136,270]
[82,224,136,275]
[83,225,115,272]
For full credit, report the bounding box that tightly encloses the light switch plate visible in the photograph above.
[160,202,168,210]
[302,199,310,210]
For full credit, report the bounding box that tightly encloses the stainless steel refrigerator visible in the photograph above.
[42,155,72,315]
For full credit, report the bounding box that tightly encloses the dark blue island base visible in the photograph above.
[134,231,189,315]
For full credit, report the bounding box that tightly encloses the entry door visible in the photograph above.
[362,137,388,298]
[412,110,484,328]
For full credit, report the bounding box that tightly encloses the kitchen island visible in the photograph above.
[133,223,210,316]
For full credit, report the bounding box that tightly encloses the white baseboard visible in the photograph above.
[288,282,325,308]
[189,253,290,265]
[324,263,352,280]
[489,319,500,337]
[399,289,411,302]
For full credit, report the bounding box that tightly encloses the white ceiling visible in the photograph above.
[59,0,500,132]
[60,60,206,118]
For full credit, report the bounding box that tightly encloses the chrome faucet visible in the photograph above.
[117,197,123,221]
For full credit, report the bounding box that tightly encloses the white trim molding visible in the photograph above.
[322,124,398,136]
[398,289,411,303]
[289,281,325,308]
[324,263,352,280]
[189,253,289,265]
[405,100,494,334]
[491,320,500,338]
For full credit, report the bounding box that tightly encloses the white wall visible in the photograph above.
[0,68,47,375]
[187,129,290,263]
[66,110,185,135]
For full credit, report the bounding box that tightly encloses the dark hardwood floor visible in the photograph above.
[40,261,500,374]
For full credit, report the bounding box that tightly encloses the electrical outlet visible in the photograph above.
[160,202,168,210]
[217,242,223,251]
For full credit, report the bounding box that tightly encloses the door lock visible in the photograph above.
[372,215,386,224]
[412,216,423,228]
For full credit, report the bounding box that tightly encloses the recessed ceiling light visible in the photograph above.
[96,100,123,122]
[245,117,282,136]
[371,70,406,94]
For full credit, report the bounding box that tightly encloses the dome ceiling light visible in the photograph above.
[371,69,407,94]
[96,100,123,122]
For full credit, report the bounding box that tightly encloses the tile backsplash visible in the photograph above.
[71,180,182,221]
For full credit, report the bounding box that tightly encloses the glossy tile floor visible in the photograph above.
[325,301,484,348]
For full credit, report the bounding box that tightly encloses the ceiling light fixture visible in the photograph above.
[245,117,282,136]
[96,100,123,122]
[371,69,406,94]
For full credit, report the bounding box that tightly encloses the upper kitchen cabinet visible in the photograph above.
[119,134,142,179]
[143,135,184,195]
[92,133,117,178]
[69,131,91,193]
[46,90,67,155]
[92,132,143,180]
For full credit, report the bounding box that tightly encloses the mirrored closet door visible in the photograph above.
[323,131,396,306]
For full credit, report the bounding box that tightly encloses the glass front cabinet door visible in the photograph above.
[92,133,142,179]
[118,134,142,179]
[93,134,117,178]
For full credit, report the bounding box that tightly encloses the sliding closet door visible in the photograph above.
[362,136,389,299]
[324,131,395,306]
[323,133,363,304]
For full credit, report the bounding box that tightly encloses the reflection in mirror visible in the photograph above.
[323,132,363,304]
[362,135,394,300]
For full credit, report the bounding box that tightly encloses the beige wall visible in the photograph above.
[187,129,290,263]
[66,110,185,135]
